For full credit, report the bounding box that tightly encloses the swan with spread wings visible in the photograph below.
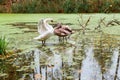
[34,18,73,45]
[34,18,54,45]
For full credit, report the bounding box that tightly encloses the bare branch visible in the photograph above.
[100,17,106,25]
[78,19,84,28]
[84,16,91,27]
[78,14,91,34]
[106,19,120,27]
[94,17,106,31]
[80,14,84,23]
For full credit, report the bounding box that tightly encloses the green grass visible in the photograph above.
[0,36,8,55]
[0,13,120,51]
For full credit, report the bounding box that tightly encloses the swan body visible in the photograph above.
[34,18,54,45]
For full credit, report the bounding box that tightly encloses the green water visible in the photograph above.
[0,13,120,80]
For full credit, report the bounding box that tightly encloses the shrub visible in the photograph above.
[113,0,120,12]
[100,0,112,13]
[77,1,90,13]
[63,0,79,13]
[0,36,8,55]
[12,3,24,13]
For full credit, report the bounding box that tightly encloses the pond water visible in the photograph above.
[0,22,120,80]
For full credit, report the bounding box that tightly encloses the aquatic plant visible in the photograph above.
[0,36,8,55]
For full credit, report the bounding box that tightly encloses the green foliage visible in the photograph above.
[63,0,78,13]
[0,0,3,3]
[113,0,120,12]
[0,36,8,55]
[0,0,5,4]
[9,0,120,13]
[99,0,112,13]
[12,0,35,13]
[77,0,90,13]
[12,4,23,13]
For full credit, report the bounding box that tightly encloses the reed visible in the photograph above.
[0,36,8,55]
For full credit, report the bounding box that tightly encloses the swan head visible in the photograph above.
[38,18,53,25]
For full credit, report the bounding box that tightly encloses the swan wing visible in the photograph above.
[37,19,47,34]
[34,18,54,40]
[34,30,53,40]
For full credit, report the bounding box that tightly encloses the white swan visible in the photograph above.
[34,18,54,45]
